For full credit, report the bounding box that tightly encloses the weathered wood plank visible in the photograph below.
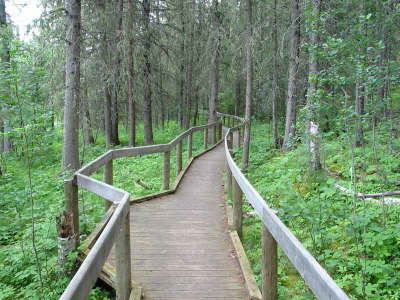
[112,144,170,159]
[76,174,126,203]
[115,209,131,300]
[230,231,262,300]
[76,150,113,176]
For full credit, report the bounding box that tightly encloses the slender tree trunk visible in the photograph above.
[208,0,220,140]
[110,0,123,145]
[143,0,153,145]
[306,0,322,171]
[0,0,11,153]
[62,0,81,171]
[271,0,280,149]
[355,81,364,147]
[282,0,301,150]
[242,0,253,168]
[178,0,185,129]
[81,83,94,144]
[235,72,241,116]
[105,87,112,148]
[127,0,136,147]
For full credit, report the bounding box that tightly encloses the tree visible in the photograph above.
[306,0,322,171]
[208,0,220,139]
[62,0,81,171]
[282,0,301,150]
[142,0,153,145]
[242,0,253,168]
[127,0,136,147]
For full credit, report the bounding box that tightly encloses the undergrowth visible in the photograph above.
[0,121,206,299]
[234,121,400,299]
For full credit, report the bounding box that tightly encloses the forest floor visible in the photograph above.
[233,121,400,299]
[1,119,400,299]
[0,121,208,299]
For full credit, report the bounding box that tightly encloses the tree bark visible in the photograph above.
[81,82,94,144]
[282,0,301,150]
[208,0,220,140]
[127,0,136,147]
[242,0,253,169]
[143,0,154,145]
[355,81,364,147]
[306,0,322,171]
[271,0,280,149]
[234,71,241,116]
[0,0,11,153]
[62,0,81,171]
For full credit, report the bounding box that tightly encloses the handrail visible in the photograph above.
[61,121,222,300]
[221,114,349,299]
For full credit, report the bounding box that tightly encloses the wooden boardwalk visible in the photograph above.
[108,144,249,299]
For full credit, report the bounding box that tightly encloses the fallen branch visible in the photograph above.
[135,179,150,190]
[334,183,400,204]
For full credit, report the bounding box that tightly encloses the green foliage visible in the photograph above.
[238,121,400,299]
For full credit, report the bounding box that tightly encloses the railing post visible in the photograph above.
[238,127,242,148]
[204,128,208,149]
[104,160,113,210]
[188,132,193,160]
[163,151,170,190]
[228,131,233,151]
[176,140,182,175]
[213,124,217,144]
[232,177,243,238]
[64,177,79,247]
[226,130,233,194]
[218,122,222,141]
[115,206,131,300]
[262,226,278,300]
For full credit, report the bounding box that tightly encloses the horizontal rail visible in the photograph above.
[112,143,170,159]
[76,174,127,203]
[222,115,349,300]
[76,151,113,176]
[60,194,130,300]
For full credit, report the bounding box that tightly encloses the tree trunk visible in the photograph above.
[271,0,280,149]
[81,83,94,144]
[242,0,253,169]
[127,0,136,147]
[62,0,81,171]
[235,71,241,116]
[282,0,301,150]
[355,81,364,147]
[110,0,123,146]
[143,0,153,145]
[306,0,322,171]
[208,0,220,140]
[105,87,112,148]
[0,0,11,153]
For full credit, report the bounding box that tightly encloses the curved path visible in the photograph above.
[110,144,249,299]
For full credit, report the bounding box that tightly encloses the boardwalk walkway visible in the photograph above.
[108,144,249,299]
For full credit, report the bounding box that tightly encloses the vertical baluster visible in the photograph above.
[188,132,193,160]
[116,203,131,300]
[262,226,278,300]
[232,177,243,238]
[204,128,208,149]
[176,140,182,175]
[163,151,170,190]
[104,160,113,210]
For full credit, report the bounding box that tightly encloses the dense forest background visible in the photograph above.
[0,0,400,299]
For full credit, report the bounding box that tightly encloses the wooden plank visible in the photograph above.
[163,151,170,190]
[76,150,113,176]
[112,144,170,159]
[116,209,131,300]
[232,177,243,238]
[176,140,182,175]
[104,160,113,210]
[129,286,142,300]
[230,231,262,300]
[224,129,349,300]
[262,226,277,300]
[76,174,126,203]
[130,190,174,204]
[60,195,130,300]
[169,130,191,148]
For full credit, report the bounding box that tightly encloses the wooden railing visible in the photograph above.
[219,112,349,300]
[60,121,222,300]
